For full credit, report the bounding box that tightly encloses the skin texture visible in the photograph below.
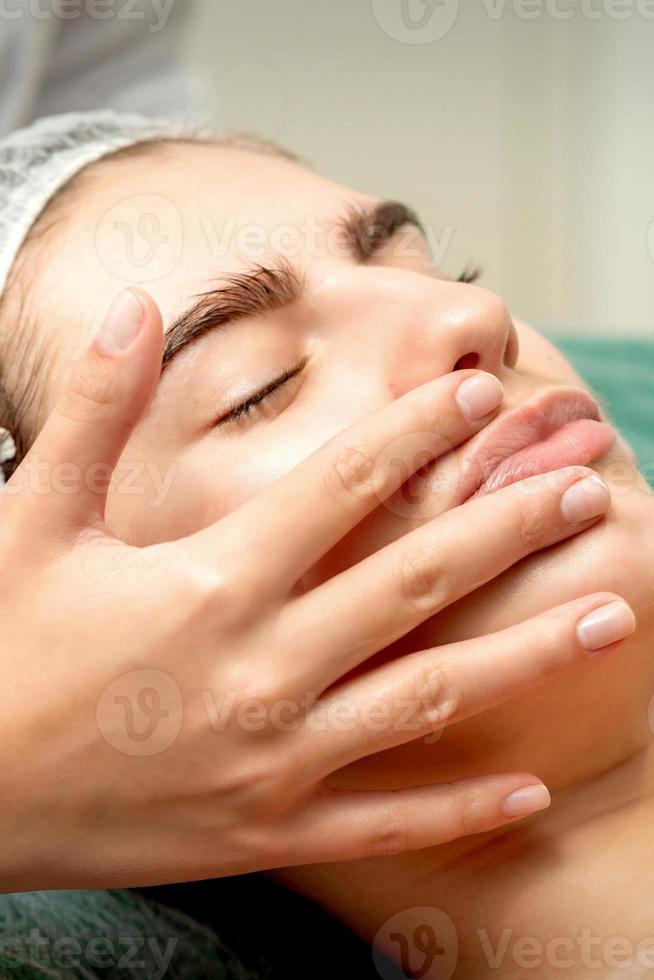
[17,143,654,974]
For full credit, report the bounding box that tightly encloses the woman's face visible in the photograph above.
[33,142,654,787]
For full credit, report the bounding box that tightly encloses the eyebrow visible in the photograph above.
[161,200,424,370]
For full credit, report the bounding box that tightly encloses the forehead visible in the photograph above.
[32,142,372,364]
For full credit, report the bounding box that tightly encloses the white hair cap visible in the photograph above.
[0,109,190,300]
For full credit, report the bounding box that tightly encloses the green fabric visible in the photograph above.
[0,889,260,979]
[0,337,650,979]
[553,336,654,486]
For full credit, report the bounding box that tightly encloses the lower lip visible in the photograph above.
[474,418,617,497]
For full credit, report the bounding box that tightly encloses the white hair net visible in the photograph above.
[0,108,195,485]
[0,109,191,301]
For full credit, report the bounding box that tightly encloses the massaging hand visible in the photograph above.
[0,288,632,891]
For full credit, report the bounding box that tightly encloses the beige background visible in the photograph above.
[182,0,654,338]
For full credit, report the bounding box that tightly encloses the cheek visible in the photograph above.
[396,485,654,656]
[514,320,586,385]
[104,419,342,547]
[104,456,226,546]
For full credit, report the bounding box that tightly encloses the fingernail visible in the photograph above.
[560,475,610,524]
[455,373,504,420]
[502,783,551,819]
[97,289,145,355]
[577,600,636,653]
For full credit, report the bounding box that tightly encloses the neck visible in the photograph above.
[278,496,654,975]
[281,741,654,978]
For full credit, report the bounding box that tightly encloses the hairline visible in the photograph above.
[0,132,300,468]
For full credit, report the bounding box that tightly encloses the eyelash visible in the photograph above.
[366,221,480,285]
[215,357,309,429]
[457,265,481,284]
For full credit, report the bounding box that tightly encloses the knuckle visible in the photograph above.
[401,545,450,612]
[238,669,287,711]
[198,568,237,607]
[415,662,460,730]
[538,646,569,680]
[444,784,480,840]
[213,757,290,819]
[369,807,412,857]
[534,621,571,679]
[518,495,554,551]
[327,442,383,507]
[181,561,248,626]
[220,654,291,715]
[62,359,120,423]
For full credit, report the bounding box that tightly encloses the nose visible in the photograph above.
[318,264,519,392]
[405,277,520,378]
[320,266,521,406]
[379,275,519,408]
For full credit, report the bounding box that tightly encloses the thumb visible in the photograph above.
[12,288,163,536]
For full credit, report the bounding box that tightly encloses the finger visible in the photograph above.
[299,593,635,778]
[273,775,551,865]
[7,289,163,536]
[186,370,505,588]
[288,466,612,689]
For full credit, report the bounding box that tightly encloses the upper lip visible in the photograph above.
[456,385,604,503]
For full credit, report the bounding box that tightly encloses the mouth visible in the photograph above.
[457,386,617,503]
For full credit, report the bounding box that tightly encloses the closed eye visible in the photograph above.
[457,265,481,283]
[214,357,309,429]
[343,201,480,283]
[343,200,425,262]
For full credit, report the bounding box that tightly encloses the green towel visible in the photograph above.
[553,336,654,486]
[0,888,261,979]
[0,336,651,979]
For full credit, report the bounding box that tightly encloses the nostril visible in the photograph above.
[503,326,520,368]
[453,352,480,371]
